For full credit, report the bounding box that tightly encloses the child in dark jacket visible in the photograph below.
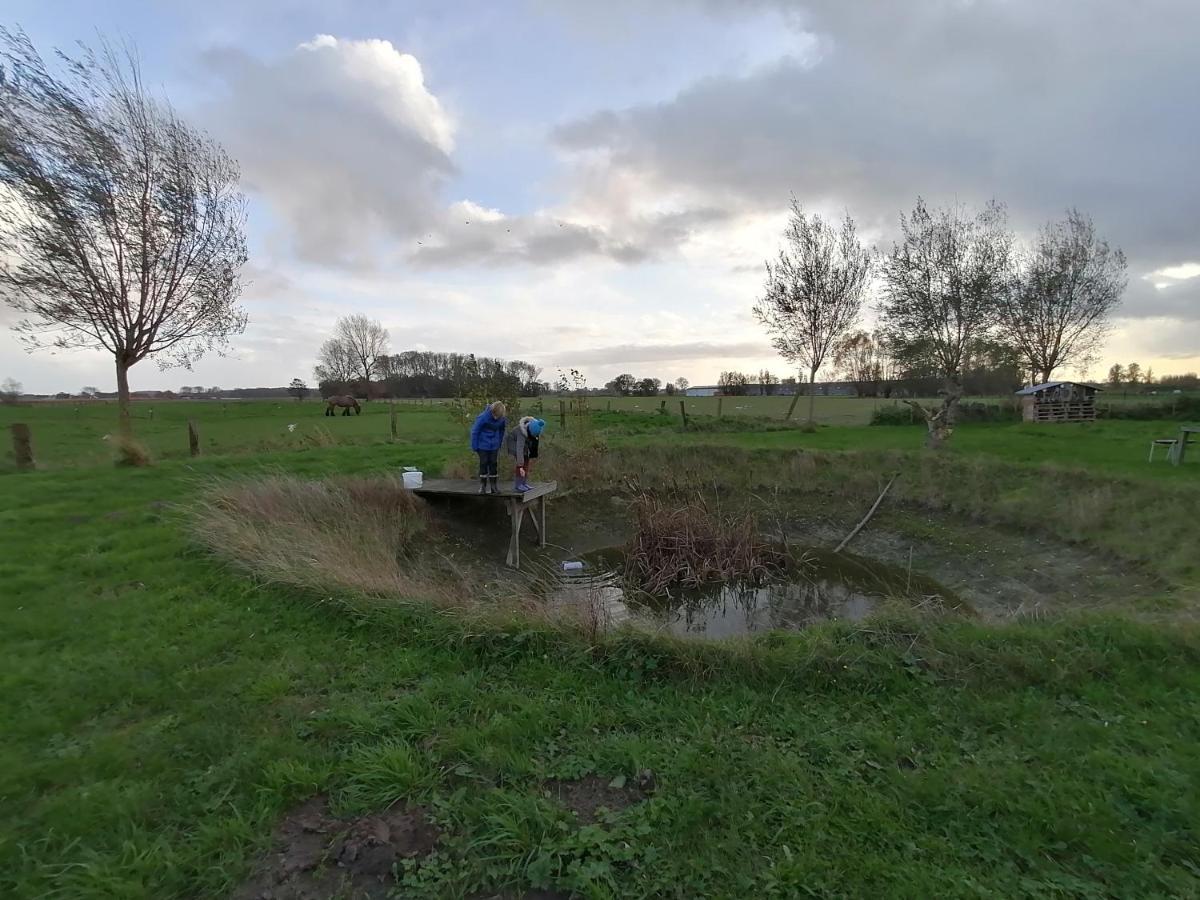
[504,416,545,492]
[469,401,506,494]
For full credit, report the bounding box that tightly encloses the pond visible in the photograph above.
[548,546,966,639]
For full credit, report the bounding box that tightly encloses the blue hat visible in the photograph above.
[529,418,545,437]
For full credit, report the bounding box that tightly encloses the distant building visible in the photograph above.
[1015,381,1101,423]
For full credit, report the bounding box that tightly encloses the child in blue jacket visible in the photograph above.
[470,401,506,494]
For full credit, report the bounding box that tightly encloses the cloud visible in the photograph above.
[545,339,772,366]
[552,0,1200,296]
[204,35,456,267]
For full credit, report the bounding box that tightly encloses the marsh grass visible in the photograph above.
[189,474,465,605]
[624,490,787,594]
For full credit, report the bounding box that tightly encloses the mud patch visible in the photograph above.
[544,772,653,824]
[235,796,439,900]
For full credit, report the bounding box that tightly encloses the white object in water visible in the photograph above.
[562,560,584,571]
[402,470,423,489]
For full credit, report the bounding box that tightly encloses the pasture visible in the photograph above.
[2,399,1199,898]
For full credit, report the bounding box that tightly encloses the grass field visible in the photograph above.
[2,400,1198,897]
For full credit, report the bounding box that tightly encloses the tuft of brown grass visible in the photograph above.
[189,474,468,605]
[624,491,786,595]
[114,435,153,467]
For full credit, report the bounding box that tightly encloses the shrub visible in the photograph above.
[1100,396,1200,421]
[871,401,1018,426]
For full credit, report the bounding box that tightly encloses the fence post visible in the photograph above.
[559,399,567,430]
[785,391,801,420]
[389,402,398,439]
[717,396,723,419]
[11,423,34,470]
[188,420,200,457]
[606,399,611,412]
[660,399,666,413]
[679,400,688,429]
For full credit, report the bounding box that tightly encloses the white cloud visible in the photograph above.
[204,35,456,267]
[1152,262,1200,281]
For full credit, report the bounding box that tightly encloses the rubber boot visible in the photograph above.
[478,476,488,495]
[488,476,499,494]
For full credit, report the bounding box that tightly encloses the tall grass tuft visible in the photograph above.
[189,474,462,605]
[114,434,153,467]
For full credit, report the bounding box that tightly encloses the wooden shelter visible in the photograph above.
[1015,381,1101,423]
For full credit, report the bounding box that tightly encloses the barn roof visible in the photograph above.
[1014,381,1103,396]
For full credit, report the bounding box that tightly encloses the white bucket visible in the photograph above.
[402,470,423,489]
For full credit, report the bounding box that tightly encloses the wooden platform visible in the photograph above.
[413,479,557,568]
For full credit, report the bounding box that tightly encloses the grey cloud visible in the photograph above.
[408,207,732,267]
[554,0,1200,287]
[544,339,772,366]
[1121,277,1200,321]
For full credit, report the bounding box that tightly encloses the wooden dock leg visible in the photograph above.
[506,500,525,568]
[538,495,547,547]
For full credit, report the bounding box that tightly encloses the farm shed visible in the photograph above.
[1015,381,1101,423]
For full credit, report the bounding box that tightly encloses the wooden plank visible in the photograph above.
[415,478,557,503]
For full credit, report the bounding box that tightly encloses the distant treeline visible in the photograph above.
[319,350,547,400]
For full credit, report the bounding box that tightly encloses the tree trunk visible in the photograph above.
[116,358,132,435]
[807,366,818,423]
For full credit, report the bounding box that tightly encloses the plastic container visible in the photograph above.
[402,470,423,489]
[562,561,584,571]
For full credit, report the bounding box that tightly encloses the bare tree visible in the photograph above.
[1,377,20,403]
[336,314,389,385]
[674,377,689,393]
[1125,362,1142,385]
[753,201,872,423]
[1106,363,1125,387]
[878,198,1013,448]
[0,30,247,433]
[288,378,309,401]
[313,337,355,385]
[833,330,887,397]
[999,210,1126,384]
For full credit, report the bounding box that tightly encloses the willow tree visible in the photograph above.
[1000,209,1126,385]
[0,30,247,432]
[753,201,872,423]
[879,198,1013,448]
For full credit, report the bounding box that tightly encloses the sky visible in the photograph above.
[2,0,1198,393]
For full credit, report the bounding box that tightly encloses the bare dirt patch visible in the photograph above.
[543,772,653,825]
[235,796,439,900]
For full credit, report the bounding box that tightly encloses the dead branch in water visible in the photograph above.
[834,474,898,554]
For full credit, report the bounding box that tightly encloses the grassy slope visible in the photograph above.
[2,417,1199,897]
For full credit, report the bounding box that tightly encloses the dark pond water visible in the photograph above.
[548,547,963,639]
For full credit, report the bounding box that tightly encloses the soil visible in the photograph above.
[234,796,440,900]
[543,772,653,825]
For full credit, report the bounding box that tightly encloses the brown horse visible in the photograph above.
[324,395,361,416]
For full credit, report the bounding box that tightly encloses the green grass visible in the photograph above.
[2,405,1199,896]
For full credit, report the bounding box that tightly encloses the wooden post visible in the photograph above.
[717,396,723,419]
[660,399,666,413]
[538,495,547,547]
[606,399,611,412]
[11,423,33,470]
[506,500,526,568]
[785,391,801,420]
[679,400,688,429]
[559,399,567,430]
[389,402,398,439]
[187,420,200,457]
[148,408,154,420]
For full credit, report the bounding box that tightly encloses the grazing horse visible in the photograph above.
[324,395,361,416]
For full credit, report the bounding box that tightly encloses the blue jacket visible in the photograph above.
[470,409,506,451]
